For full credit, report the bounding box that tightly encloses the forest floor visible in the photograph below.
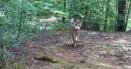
[5,17,131,69]
[7,30,131,69]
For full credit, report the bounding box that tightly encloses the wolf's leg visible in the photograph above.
[71,32,75,46]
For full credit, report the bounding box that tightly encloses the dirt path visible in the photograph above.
[8,30,131,69]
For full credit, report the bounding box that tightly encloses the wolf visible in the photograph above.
[70,18,82,47]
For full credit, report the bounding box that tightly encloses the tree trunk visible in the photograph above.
[62,0,66,23]
[125,2,131,28]
[81,6,89,30]
[104,0,110,32]
[116,0,127,32]
[16,1,24,40]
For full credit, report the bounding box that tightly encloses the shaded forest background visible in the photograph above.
[0,0,131,68]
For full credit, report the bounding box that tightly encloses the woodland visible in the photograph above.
[0,0,131,69]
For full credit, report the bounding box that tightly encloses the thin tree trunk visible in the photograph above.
[114,0,118,32]
[104,0,110,32]
[81,6,88,30]
[0,45,6,68]
[16,13,22,40]
[16,0,23,40]
[62,0,66,23]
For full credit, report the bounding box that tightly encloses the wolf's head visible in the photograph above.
[70,18,82,30]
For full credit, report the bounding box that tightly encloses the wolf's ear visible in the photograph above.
[79,22,82,27]
[70,18,74,23]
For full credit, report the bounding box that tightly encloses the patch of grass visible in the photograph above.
[5,62,27,69]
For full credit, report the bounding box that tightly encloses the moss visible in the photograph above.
[34,55,59,63]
